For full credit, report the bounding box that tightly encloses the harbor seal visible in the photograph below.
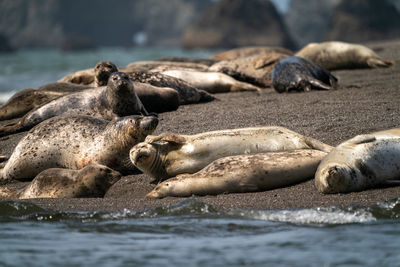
[315,128,400,194]
[0,61,117,121]
[160,70,262,93]
[0,164,121,199]
[124,61,209,72]
[211,46,294,60]
[295,41,394,70]
[127,70,215,104]
[130,126,333,181]
[146,149,327,198]
[0,114,158,181]
[155,56,219,66]
[0,72,148,137]
[209,53,288,88]
[271,56,338,93]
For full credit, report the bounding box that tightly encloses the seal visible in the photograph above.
[134,82,180,113]
[0,72,148,137]
[295,41,394,70]
[160,70,262,93]
[130,126,333,181]
[315,128,400,194]
[155,56,219,66]
[0,61,117,121]
[271,56,338,93]
[0,164,121,199]
[124,61,210,72]
[0,114,158,181]
[127,70,215,105]
[211,46,294,60]
[209,53,288,88]
[146,149,327,198]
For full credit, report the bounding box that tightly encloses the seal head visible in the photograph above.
[94,61,118,86]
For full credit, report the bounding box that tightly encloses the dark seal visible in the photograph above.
[271,56,338,93]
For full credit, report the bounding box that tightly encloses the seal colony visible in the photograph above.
[0,40,398,201]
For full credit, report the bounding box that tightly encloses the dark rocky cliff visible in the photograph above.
[182,0,297,50]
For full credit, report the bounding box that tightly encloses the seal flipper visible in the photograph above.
[308,78,335,90]
[0,120,26,137]
[367,58,394,68]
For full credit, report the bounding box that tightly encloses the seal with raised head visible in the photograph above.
[0,114,158,181]
[209,53,288,88]
[0,164,121,199]
[0,61,117,121]
[160,70,262,93]
[211,46,294,60]
[295,41,394,70]
[271,56,338,93]
[315,128,400,194]
[130,126,333,181]
[0,72,148,137]
[146,149,327,198]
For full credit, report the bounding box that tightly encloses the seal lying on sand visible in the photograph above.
[128,70,214,105]
[272,56,338,93]
[125,61,209,72]
[0,72,148,137]
[0,164,121,199]
[211,46,294,60]
[146,149,327,198]
[130,126,333,181]
[161,70,262,93]
[0,61,117,121]
[315,128,400,194]
[295,41,394,70]
[155,56,219,66]
[209,53,288,88]
[0,115,158,181]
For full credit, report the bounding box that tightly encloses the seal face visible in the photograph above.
[15,164,121,199]
[315,129,400,193]
[271,56,338,93]
[130,126,332,181]
[0,72,148,137]
[94,61,119,86]
[146,149,327,198]
[0,115,158,180]
[295,41,394,70]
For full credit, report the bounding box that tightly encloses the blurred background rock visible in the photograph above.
[0,0,399,52]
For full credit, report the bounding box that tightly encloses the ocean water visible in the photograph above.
[1,48,400,266]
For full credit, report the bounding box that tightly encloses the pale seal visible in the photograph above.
[209,53,288,88]
[130,126,333,181]
[160,70,262,93]
[146,149,327,198]
[125,61,210,72]
[315,128,400,194]
[0,114,158,181]
[155,57,219,66]
[211,46,294,60]
[0,72,148,137]
[271,56,338,93]
[0,164,121,199]
[295,41,394,70]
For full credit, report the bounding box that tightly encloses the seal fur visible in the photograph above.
[130,126,333,181]
[146,149,327,198]
[0,164,121,199]
[0,114,158,181]
[315,128,400,193]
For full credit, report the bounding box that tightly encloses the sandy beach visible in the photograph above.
[1,39,399,212]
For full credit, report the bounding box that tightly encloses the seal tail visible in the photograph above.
[304,137,333,153]
[198,89,217,103]
[308,78,335,90]
[367,58,394,68]
[0,121,25,137]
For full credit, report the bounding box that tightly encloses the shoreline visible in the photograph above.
[1,39,400,212]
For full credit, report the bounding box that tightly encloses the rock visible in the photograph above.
[182,0,297,50]
[324,0,400,43]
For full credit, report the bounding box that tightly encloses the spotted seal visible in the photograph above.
[295,41,394,70]
[0,164,121,199]
[0,115,158,181]
[160,70,262,93]
[209,53,288,88]
[0,61,117,121]
[0,72,148,137]
[146,149,327,198]
[130,126,333,181]
[271,56,338,93]
[315,128,400,193]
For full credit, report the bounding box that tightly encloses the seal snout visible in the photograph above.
[315,164,349,193]
[140,116,159,131]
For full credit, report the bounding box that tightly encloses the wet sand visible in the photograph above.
[1,39,400,212]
